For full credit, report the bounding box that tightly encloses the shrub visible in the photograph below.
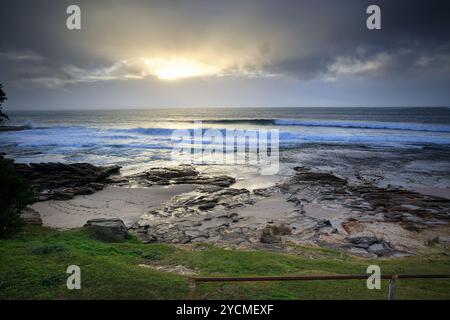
[0,157,34,236]
[0,83,8,123]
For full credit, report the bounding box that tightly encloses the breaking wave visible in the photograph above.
[184,118,450,132]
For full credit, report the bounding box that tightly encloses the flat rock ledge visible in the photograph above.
[128,165,236,187]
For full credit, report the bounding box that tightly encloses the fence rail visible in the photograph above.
[188,274,450,300]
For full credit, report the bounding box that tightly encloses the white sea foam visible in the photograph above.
[273,119,450,132]
[1,117,450,169]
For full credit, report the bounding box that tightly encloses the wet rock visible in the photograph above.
[198,202,217,211]
[130,164,450,256]
[279,166,450,255]
[218,188,250,196]
[292,167,348,186]
[429,235,450,248]
[383,212,403,222]
[368,243,384,253]
[10,158,120,201]
[347,247,377,259]
[346,236,378,249]
[84,218,128,242]
[196,185,223,193]
[139,187,252,222]
[367,242,393,256]
[345,235,396,257]
[144,165,199,182]
[196,176,236,187]
[253,188,274,197]
[139,165,235,187]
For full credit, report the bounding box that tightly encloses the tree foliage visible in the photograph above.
[0,83,9,122]
[0,157,34,237]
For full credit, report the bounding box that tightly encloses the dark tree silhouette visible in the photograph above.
[0,83,9,122]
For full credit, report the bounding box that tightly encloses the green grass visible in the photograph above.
[0,226,449,299]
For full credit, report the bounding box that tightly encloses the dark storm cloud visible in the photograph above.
[0,0,449,108]
[263,0,450,81]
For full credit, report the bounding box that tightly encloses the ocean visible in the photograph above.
[2,107,450,179]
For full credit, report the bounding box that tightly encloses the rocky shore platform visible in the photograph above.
[8,153,449,258]
[131,165,450,258]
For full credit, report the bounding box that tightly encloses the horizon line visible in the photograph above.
[6,105,450,112]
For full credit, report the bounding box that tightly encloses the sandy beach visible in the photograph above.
[30,184,195,229]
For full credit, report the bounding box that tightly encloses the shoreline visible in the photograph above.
[17,158,450,259]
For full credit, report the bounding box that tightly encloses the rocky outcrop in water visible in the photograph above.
[6,156,121,200]
[129,165,236,187]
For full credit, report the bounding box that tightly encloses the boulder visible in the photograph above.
[346,235,378,249]
[260,223,291,244]
[260,228,281,244]
[83,218,128,242]
[367,243,393,256]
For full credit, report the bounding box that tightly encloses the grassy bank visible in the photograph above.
[0,226,449,299]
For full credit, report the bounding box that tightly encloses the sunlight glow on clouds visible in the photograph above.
[4,53,271,87]
[1,0,450,107]
[326,53,390,80]
[142,57,222,80]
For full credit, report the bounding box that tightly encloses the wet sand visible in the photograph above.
[30,184,195,229]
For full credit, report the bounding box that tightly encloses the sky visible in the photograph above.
[0,0,449,110]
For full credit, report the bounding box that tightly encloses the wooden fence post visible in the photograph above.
[189,278,197,300]
[388,275,398,300]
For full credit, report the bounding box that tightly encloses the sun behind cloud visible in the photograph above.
[142,57,222,80]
